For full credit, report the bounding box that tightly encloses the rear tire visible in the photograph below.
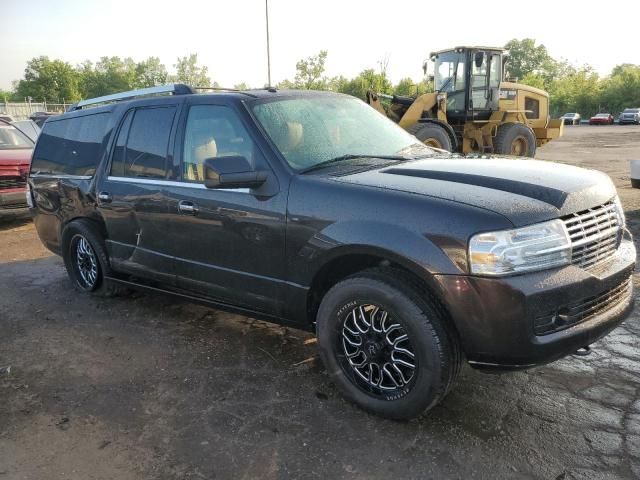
[316,269,462,419]
[494,122,536,157]
[407,122,453,151]
[62,220,123,297]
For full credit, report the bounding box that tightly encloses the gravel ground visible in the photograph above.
[1,125,639,480]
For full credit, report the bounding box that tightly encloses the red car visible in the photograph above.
[589,113,615,125]
[0,120,34,214]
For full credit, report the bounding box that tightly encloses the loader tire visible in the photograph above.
[494,123,536,157]
[407,123,452,151]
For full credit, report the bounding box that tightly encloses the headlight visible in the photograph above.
[614,195,626,227]
[469,219,572,276]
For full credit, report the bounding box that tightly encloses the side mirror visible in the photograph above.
[474,51,485,69]
[203,156,268,189]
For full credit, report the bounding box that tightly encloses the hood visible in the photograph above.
[0,148,33,166]
[331,157,616,227]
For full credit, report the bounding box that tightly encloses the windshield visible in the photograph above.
[564,113,576,117]
[0,123,34,150]
[623,108,639,113]
[251,96,432,171]
[596,113,609,117]
[433,52,466,93]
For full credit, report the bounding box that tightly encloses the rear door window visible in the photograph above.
[110,106,176,179]
[32,112,110,176]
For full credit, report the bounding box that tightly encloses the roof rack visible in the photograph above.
[69,83,194,111]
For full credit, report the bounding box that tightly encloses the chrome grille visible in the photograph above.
[563,202,620,269]
[0,177,26,190]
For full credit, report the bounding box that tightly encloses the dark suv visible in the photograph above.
[28,85,636,419]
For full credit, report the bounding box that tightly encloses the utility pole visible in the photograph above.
[265,0,272,87]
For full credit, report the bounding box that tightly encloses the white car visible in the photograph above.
[561,113,581,125]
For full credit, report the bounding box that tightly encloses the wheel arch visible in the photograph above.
[305,246,456,335]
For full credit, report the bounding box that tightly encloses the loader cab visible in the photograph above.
[431,46,503,123]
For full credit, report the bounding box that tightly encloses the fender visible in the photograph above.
[295,219,464,286]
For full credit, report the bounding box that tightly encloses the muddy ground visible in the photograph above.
[1,125,640,480]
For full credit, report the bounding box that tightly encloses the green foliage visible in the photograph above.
[547,67,602,117]
[504,39,555,82]
[15,56,81,102]
[277,50,333,90]
[519,73,546,90]
[394,77,433,97]
[135,57,168,88]
[336,69,393,100]
[78,57,138,99]
[4,45,639,119]
[233,82,250,91]
[171,54,212,87]
[601,64,640,114]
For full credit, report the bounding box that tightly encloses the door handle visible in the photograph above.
[98,192,112,203]
[178,200,199,215]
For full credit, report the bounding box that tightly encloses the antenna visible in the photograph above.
[265,0,272,87]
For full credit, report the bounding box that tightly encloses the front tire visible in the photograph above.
[494,122,537,157]
[407,122,453,151]
[316,269,461,419]
[62,220,121,297]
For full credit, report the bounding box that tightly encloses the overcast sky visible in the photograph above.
[1,0,638,91]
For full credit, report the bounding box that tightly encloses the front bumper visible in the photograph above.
[0,189,27,209]
[434,237,636,369]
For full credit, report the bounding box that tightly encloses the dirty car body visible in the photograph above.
[28,87,636,418]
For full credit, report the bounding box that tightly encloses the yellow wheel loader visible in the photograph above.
[366,46,563,157]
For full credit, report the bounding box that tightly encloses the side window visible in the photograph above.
[32,112,109,176]
[109,110,133,177]
[182,105,255,182]
[111,106,176,179]
[525,97,540,119]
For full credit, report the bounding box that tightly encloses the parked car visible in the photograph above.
[561,112,581,125]
[619,108,640,125]
[29,111,57,128]
[28,85,636,419]
[589,113,614,125]
[11,119,41,143]
[0,119,33,214]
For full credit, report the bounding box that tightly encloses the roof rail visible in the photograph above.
[69,84,194,111]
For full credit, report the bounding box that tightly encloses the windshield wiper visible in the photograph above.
[300,154,408,174]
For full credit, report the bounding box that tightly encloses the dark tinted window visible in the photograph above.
[525,97,539,119]
[109,110,134,177]
[32,112,110,176]
[120,107,175,178]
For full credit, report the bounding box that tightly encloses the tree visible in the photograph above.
[14,56,81,102]
[336,69,393,100]
[0,89,14,102]
[504,38,557,83]
[393,77,433,97]
[277,50,332,90]
[135,57,168,88]
[548,66,602,117]
[172,54,212,87]
[78,57,137,98]
[233,82,250,90]
[601,64,640,114]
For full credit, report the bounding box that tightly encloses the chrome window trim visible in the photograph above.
[29,173,93,180]
[106,176,250,193]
